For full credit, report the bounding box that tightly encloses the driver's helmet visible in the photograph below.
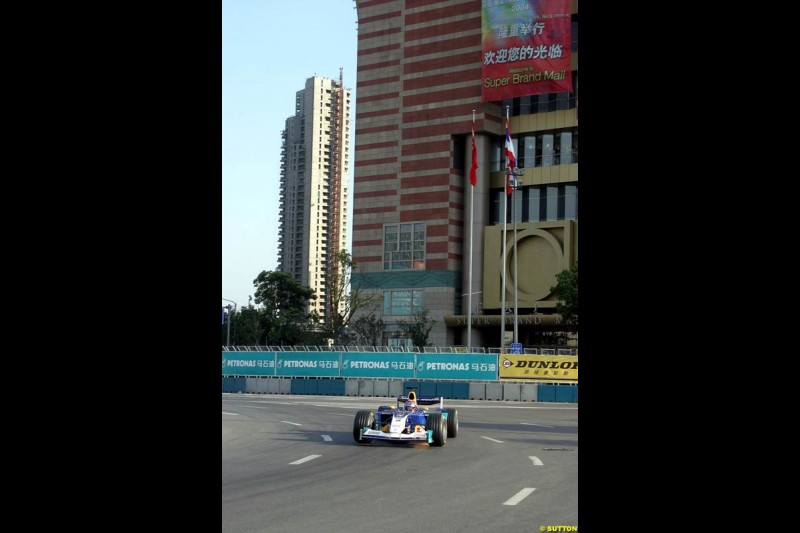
[405,400,417,412]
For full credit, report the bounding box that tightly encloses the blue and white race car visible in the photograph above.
[353,390,459,446]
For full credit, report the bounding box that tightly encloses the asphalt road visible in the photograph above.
[222,394,578,533]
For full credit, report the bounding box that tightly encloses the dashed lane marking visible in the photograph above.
[481,436,504,443]
[503,488,536,506]
[290,455,321,465]
[529,456,543,466]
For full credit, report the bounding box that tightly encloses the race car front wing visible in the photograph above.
[359,426,435,443]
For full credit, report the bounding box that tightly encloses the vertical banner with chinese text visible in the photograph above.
[481,0,572,102]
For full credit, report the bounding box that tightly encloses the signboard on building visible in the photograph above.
[481,0,573,102]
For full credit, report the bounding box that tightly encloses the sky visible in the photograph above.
[222,0,359,311]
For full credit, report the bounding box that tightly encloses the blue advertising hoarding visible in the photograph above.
[341,352,415,379]
[221,351,500,381]
[222,351,276,376]
[415,353,498,381]
[276,351,340,377]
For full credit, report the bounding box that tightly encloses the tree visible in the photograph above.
[324,250,381,345]
[253,271,316,318]
[397,309,436,350]
[230,306,263,346]
[551,262,578,327]
[351,315,385,346]
[252,270,318,346]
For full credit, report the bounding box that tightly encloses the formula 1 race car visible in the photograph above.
[353,390,459,446]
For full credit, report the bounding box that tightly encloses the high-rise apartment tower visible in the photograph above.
[278,73,352,324]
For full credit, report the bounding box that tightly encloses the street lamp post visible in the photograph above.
[222,298,238,347]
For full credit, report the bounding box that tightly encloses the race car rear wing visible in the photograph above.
[398,395,443,407]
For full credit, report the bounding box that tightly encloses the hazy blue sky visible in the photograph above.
[222,0,359,310]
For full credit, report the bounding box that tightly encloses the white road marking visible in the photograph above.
[529,456,543,466]
[222,411,239,416]
[281,421,301,426]
[503,488,536,505]
[481,436,504,443]
[290,455,321,465]
[322,435,333,441]
[520,423,554,428]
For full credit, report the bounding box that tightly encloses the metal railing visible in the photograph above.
[222,345,577,354]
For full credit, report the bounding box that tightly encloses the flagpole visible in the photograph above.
[513,178,518,344]
[468,110,475,352]
[501,187,507,353]
[501,106,509,354]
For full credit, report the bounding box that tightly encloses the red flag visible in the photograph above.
[469,118,478,186]
[504,117,516,195]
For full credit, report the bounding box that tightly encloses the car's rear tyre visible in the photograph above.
[427,412,447,446]
[442,408,459,438]
[353,410,375,444]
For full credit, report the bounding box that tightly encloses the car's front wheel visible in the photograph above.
[353,410,375,444]
[427,412,447,446]
[442,408,459,438]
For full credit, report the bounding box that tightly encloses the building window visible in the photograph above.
[537,92,556,113]
[520,135,536,169]
[387,336,414,350]
[560,131,573,165]
[540,134,555,167]
[490,139,503,171]
[491,184,578,224]
[491,136,519,171]
[384,223,425,270]
[571,18,579,52]
[495,128,576,168]
[564,185,578,219]
[383,290,424,316]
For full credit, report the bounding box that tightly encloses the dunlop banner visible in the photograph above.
[499,354,577,382]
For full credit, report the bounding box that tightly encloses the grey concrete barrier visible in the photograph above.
[521,383,538,402]
[358,379,374,397]
[221,377,573,403]
[373,380,389,397]
[486,382,503,400]
[503,382,522,401]
[469,382,486,400]
[388,380,404,397]
[345,379,359,396]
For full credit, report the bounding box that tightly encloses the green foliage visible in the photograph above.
[232,306,264,345]
[251,270,319,346]
[323,250,381,345]
[550,263,578,326]
[397,309,436,349]
[224,256,382,348]
[253,270,316,319]
[351,315,385,346]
